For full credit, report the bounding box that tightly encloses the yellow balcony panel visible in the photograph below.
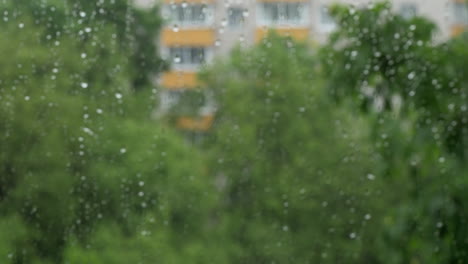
[255,27,309,42]
[161,29,215,46]
[176,115,214,131]
[161,71,199,89]
[451,24,466,37]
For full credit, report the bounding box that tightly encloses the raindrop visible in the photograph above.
[79,11,86,18]
[407,72,415,80]
[138,191,144,197]
[349,232,356,239]
[172,24,179,32]
[96,108,103,114]
[115,93,123,99]
[367,173,375,180]
[409,24,416,31]
[120,148,127,154]
[221,18,227,27]
[81,82,88,88]
[364,214,372,220]
[18,23,24,28]
[242,9,249,18]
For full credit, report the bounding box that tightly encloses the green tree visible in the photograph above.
[0,6,214,264]
[320,2,468,263]
[200,34,388,263]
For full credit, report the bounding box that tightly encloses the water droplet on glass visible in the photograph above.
[408,72,415,80]
[18,23,24,28]
[172,24,179,32]
[367,173,375,180]
[349,232,356,239]
[120,148,127,154]
[81,82,88,89]
[115,93,123,99]
[79,11,86,18]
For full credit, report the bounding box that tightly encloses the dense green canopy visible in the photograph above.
[1,1,468,263]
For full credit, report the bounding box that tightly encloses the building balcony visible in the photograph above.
[176,115,214,131]
[161,28,216,46]
[161,71,199,89]
[451,24,466,37]
[255,27,309,42]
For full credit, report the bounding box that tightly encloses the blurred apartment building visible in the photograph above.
[134,0,468,132]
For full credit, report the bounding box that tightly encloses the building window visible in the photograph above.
[319,5,336,32]
[453,2,468,24]
[168,4,211,26]
[228,7,244,28]
[169,47,206,67]
[259,2,307,26]
[399,3,417,19]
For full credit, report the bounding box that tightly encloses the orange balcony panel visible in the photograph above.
[161,71,199,89]
[451,24,466,37]
[176,115,214,131]
[255,27,309,42]
[161,29,215,46]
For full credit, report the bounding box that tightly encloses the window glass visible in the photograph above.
[399,3,417,19]
[453,2,468,24]
[170,47,206,65]
[228,7,244,27]
[169,4,208,25]
[261,2,306,25]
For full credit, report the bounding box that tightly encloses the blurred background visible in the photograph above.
[1,0,468,263]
